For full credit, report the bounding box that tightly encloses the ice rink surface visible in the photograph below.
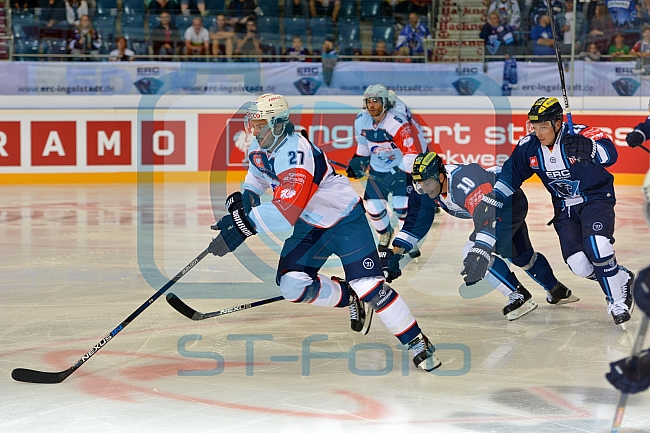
[1,180,649,433]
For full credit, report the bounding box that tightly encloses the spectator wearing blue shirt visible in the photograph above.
[531,13,556,57]
[395,12,431,59]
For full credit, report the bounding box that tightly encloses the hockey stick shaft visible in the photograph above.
[545,0,574,134]
[638,144,650,155]
[610,313,650,432]
[166,293,284,320]
[11,249,210,384]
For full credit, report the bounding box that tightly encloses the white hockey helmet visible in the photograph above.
[245,93,290,134]
[387,89,397,106]
[363,84,390,110]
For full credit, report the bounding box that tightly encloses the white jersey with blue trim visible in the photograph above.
[353,108,419,173]
[243,132,361,234]
[392,99,428,152]
[494,123,617,208]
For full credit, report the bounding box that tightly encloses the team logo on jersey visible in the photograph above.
[549,179,580,197]
[362,258,374,269]
[529,156,539,169]
[593,222,603,231]
[279,188,297,200]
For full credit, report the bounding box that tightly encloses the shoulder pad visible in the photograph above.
[517,135,532,146]
[355,112,364,120]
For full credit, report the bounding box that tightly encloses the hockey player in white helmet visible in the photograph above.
[207,93,441,372]
[348,84,419,248]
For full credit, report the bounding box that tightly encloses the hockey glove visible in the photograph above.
[381,169,407,192]
[207,192,257,257]
[626,129,646,148]
[461,243,494,286]
[562,134,597,164]
[605,350,650,394]
[346,154,370,179]
[472,190,502,235]
[379,246,402,283]
[634,265,650,316]
[242,189,261,214]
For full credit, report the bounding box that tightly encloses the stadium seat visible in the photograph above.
[147,14,161,32]
[360,0,381,20]
[122,0,145,15]
[13,37,39,61]
[258,0,280,17]
[95,0,118,16]
[339,0,357,18]
[128,39,149,56]
[283,16,308,45]
[121,15,146,41]
[93,15,117,44]
[257,16,280,45]
[309,16,332,47]
[11,12,37,40]
[204,0,226,14]
[41,38,68,61]
[372,23,394,50]
[260,41,281,62]
[337,17,360,44]
[175,14,195,34]
[340,40,362,56]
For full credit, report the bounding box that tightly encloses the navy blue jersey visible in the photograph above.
[632,116,650,139]
[494,123,617,208]
[393,163,495,251]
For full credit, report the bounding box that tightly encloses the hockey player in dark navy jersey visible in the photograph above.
[382,151,574,320]
[489,97,635,325]
[625,99,650,150]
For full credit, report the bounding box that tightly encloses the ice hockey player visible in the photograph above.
[625,99,650,150]
[347,84,419,247]
[387,89,428,153]
[382,151,574,320]
[488,97,634,325]
[606,170,650,394]
[207,93,441,371]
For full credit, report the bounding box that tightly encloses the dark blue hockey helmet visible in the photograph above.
[528,97,563,123]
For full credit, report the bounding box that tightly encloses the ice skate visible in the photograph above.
[502,286,537,321]
[620,266,635,313]
[608,301,631,325]
[546,281,579,305]
[333,277,373,334]
[378,226,393,248]
[407,333,441,371]
[408,247,421,263]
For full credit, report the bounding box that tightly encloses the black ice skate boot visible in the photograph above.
[608,301,631,325]
[332,276,373,335]
[378,226,393,248]
[407,333,441,372]
[546,281,579,305]
[619,266,635,313]
[502,285,538,321]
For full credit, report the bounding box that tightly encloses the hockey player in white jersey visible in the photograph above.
[207,93,441,371]
[387,89,428,153]
[347,84,419,248]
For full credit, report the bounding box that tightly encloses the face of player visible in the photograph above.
[365,97,385,119]
[531,120,561,146]
[414,177,442,198]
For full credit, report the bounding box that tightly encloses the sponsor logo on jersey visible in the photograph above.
[529,156,539,169]
[362,258,374,269]
[580,127,606,142]
[593,222,603,231]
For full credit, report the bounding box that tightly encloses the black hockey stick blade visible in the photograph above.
[166,292,285,321]
[12,367,74,384]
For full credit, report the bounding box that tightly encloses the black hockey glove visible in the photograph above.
[626,129,646,148]
[605,350,650,394]
[472,191,502,235]
[379,246,402,283]
[634,265,650,316]
[346,154,370,179]
[562,134,597,164]
[208,192,257,257]
[461,243,494,286]
[381,169,407,192]
[242,189,261,213]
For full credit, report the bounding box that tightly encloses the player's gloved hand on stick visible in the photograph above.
[381,169,407,192]
[562,134,597,164]
[379,246,402,283]
[242,189,261,213]
[634,265,650,316]
[472,190,503,234]
[208,191,257,257]
[346,154,370,179]
[605,350,650,394]
[461,243,494,285]
[626,130,646,148]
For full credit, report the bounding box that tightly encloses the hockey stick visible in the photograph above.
[610,312,649,432]
[11,249,210,384]
[545,0,574,134]
[166,293,284,321]
[637,144,650,155]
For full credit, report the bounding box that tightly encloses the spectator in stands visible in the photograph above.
[409,0,432,16]
[12,0,38,13]
[309,0,341,23]
[487,0,521,30]
[184,16,210,57]
[607,0,636,28]
[65,0,87,26]
[395,45,412,62]
[181,0,205,16]
[234,17,262,61]
[608,32,631,60]
[371,40,392,61]
[109,36,135,61]
[40,0,67,28]
[632,23,650,72]
[530,13,556,58]
[151,11,181,59]
[557,0,587,54]
[395,12,431,59]
[579,42,602,60]
[285,0,309,18]
[382,0,410,18]
[69,14,101,60]
[319,35,337,85]
[210,13,234,61]
[587,3,616,53]
[285,35,310,61]
[529,0,564,26]
[148,0,180,15]
[637,0,650,21]
[480,10,515,56]
[227,0,257,28]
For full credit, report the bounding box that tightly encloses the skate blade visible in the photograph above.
[419,354,442,372]
[554,294,580,305]
[507,299,538,321]
[361,306,374,335]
